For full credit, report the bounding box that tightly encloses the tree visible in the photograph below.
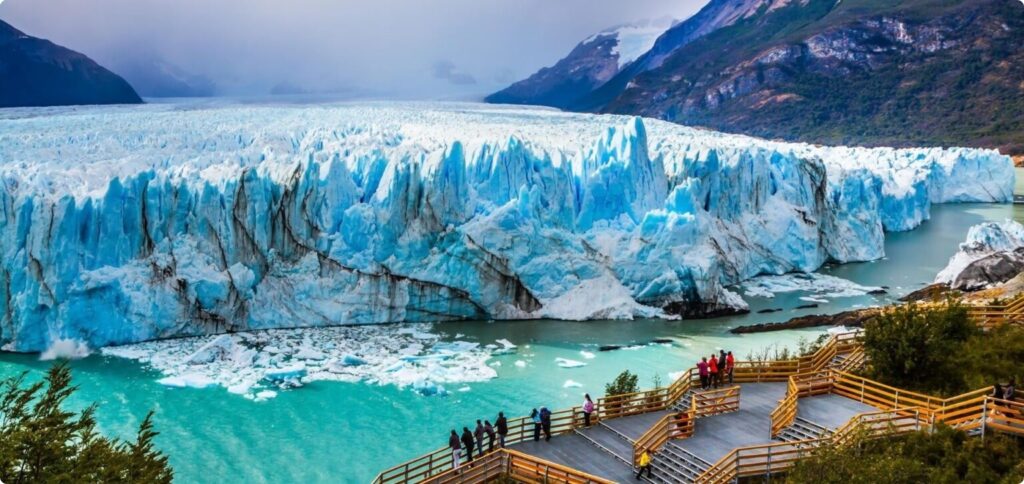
[961,323,1024,390]
[0,363,173,484]
[786,426,1024,484]
[863,300,979,395]
[605,370,639,397]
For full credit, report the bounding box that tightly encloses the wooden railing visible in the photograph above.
[693,386,741,417]
[697,407,926,484]
[373,406,581,484]
[769,377,800,438]
[374,330,864,483]
[421,449,614,484]
[966,294,1024,329]
[983,397,1024,437]
[631,410,695,465]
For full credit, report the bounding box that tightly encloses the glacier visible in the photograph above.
[0,102,1014,352]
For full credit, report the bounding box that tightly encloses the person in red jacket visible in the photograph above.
[708,354,719,389]
[726,351,735,384]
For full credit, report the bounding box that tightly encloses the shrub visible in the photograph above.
[786,425,1024,484]
[863,300,979,395]
[0,363,173,484]
[605,370,639,397]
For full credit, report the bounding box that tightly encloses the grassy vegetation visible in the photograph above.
[784,425,1024,484]
[862,301,1024,396]
[0,363,173,484]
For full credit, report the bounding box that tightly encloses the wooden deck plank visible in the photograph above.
[513,435,638,482]
[673,383,787,463]
[798,393,878,429]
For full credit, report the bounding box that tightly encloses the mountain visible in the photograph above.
[492,0,1024,155]
[107,57,216,98]
[487,1,776,110]
[484,18,675,109]
[0,19,141,108]
[602,0,1024,154]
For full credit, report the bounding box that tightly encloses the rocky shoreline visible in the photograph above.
[730,307,884,334]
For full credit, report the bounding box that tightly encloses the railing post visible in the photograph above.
[765,445,772,483]
[860,379,865,403]
[981,398,988,441]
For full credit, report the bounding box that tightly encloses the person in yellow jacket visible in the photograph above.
[635,448,652,479]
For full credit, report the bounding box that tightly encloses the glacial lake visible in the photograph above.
[1,197,1022,483]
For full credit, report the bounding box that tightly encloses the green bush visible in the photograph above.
[862,301,1024,396]
[605,370,639,397]
[863,301,979,395]
[785,425,1024,484]
[0,363,173,484]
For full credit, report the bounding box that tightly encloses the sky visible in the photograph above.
[0,0,707,99]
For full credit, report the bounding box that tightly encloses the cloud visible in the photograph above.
[0,0,706,98]
[431,60,477,85]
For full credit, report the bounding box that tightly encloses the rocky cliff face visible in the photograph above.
[0,19,142,107]
[602,0,1024,154]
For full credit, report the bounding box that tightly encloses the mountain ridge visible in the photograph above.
[490,0,1024,155]
[0,18,142,108]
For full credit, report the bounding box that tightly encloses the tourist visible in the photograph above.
[484,420,496,452]
[718,350,727,386]
[474,420,485,457]
[697,357,710,390]
[635,448,652,479]
[449,430,462,470]
[540,406,553,441]
[582,393,595,427]
[531,408,542,441]
[709,354,719,389]
[993,383,1005,400]
[496,412,509,447]
[726,351,735,384]
[1005,379,1016,401]
[461,427,475,463]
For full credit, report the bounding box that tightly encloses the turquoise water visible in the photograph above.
[0,202,1022,483]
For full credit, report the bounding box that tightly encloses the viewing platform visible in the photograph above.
[376,313,1024,484]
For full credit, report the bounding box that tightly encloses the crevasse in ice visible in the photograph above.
[0,102,1014,351]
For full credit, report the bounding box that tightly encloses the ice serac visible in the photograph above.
[0,103,1014,352]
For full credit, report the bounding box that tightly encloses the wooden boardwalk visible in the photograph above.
[374,330,1024,484]
[503,383,875,481]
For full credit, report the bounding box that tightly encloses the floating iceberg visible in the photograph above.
[555,357,587,368]
[0,102,1013,351]
[742,273,882,299]
[101,324,497,399]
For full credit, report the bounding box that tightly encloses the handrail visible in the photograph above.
[692,386,741,417]
[421,448,615,484]
[631,410,694,465]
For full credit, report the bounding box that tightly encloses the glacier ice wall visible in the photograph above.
[0,103,1014,351]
